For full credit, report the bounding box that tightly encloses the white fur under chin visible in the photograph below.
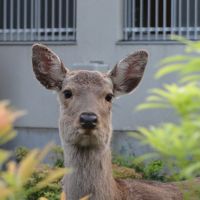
[77,134,98,147]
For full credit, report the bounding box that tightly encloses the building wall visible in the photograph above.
[0,0,184,134]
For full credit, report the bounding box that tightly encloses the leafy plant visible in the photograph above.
[112,164,142,179]
[0,101,69,200]
[24,165,62,200]
[50,146,64,168]
[112,155,138,169]
[135,36,200,196]
[143,160,166,181]
[112,154,167,181]
[15,146,29,163]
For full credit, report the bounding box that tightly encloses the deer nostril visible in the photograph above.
[80,112,98,129]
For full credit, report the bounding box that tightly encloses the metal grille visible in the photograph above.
[123,0,200,41]
[0,0,76,42]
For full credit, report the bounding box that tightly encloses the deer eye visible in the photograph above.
[105,93,113,102]
[63,90,72,99]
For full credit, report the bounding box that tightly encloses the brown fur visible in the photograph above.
[32,44,184,200]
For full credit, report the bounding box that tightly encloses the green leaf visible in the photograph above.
[170,35,192,45]
[136,103,169,111]
[155,64,184,79]
[146,95,163,102]
[180,75,200,83]
[181,162,200,178]
[36,168,70,189]
[133,153,159,165]
[159,55,190,65]
[150,88,172,99]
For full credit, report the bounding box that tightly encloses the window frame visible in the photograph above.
[0,0,77,44]
[122,0,200,43]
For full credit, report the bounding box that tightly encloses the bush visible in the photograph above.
[143,160,166,181]
[24,165,62,200]
[0,101,68,200]
[15,146,29,163]
[50,146,64,168]
[136,36,200,198]
[112,154,166,181]
[112,155,138,169]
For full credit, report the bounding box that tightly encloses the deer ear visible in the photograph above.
[109,50,148,96]
[32,43,68,90]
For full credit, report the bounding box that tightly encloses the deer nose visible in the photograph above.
[80,112,98,129]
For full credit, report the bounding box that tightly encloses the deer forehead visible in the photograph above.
[62,70,113,91]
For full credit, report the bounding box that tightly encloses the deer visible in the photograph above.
[32,43,184,200]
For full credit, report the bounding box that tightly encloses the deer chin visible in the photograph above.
[77,135,98,147]
[74,129,102,148]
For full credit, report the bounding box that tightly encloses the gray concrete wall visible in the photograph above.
[0,0,184,133]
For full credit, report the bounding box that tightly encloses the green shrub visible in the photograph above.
[0,102,68,200]
[112,155,138,169]
[15,146,30,163]
[50,146,64,168]
[24,165,62,200]
[143,160,166,181]
[12,146,65,200]
[136,36,200,198]
[112,154,167,181]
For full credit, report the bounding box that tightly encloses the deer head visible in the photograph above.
[32,44,148,150]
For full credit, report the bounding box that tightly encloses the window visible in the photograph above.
[123,0,200,41]
[0,0,76,42]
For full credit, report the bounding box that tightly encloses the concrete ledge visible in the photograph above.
[0,41,77,46]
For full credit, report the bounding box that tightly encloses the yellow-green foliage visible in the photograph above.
[136,36,200,181]
[0,101,69,200]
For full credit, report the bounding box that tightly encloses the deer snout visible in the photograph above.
[80,112,98,129]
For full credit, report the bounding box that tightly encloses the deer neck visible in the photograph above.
[63,144,120,200]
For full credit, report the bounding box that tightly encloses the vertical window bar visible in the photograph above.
[163,0,167,40]
[10,0,14,41]
[131,0,135,40]
[51,0,55,40]
[194,0,198,40]
[127,0,130,40]
[74,0,76,40]
[139,0,143,40]
[44,0,48,41]
[59,0,62,40]
[24,0,27,41]
[174,0,177,35]
[31,0,34,40]
[34,0,38,40]
[178,0,182,36]
[3,0,7,41]
[186,0,189,39]
[147,0,151,40]
[129,0,132,39]
[130,0,133,40]
[124,0,128,40]
[171,0,174,35]
[171,0,177,35]
[126,0,129,39]
[37,0,41,41]
[155,0,159,40]
[17,0,20,40]
[66,0,69,40]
